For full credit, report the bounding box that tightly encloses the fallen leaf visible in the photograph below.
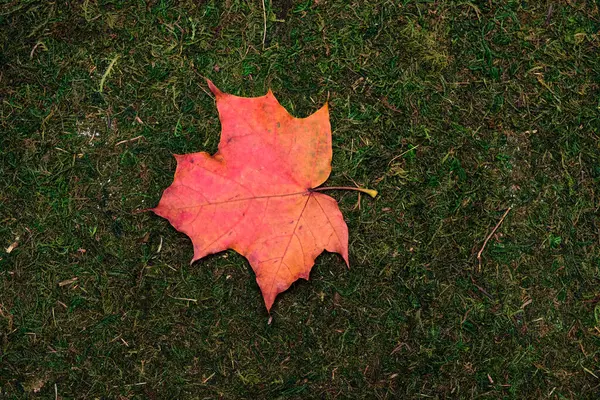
[152,80,349,311]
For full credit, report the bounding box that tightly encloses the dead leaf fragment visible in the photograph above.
[58,277,78,287]
[5,236,19,253]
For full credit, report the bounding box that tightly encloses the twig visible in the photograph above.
[261,0,267,49]
[169,295,198,303]
[545,4,554,25]
[471,277,494,299]
[115,135,145,146]
[477,207,512,271]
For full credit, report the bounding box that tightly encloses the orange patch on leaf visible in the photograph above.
[152,80,348,311]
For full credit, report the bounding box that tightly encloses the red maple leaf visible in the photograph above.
[152,81,374,311]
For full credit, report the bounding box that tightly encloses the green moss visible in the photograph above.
[1,0,599,398]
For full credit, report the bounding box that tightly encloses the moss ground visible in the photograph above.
[1,1,600,398]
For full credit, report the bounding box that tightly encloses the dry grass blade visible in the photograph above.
[477,207,512,272]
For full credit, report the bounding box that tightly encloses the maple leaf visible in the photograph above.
[152,80,374,311]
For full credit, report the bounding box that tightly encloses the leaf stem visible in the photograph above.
[310,186,378,198]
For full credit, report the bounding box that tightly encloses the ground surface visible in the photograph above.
[1,0,600,398]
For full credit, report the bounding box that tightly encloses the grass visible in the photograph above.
[1,0,599,398]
